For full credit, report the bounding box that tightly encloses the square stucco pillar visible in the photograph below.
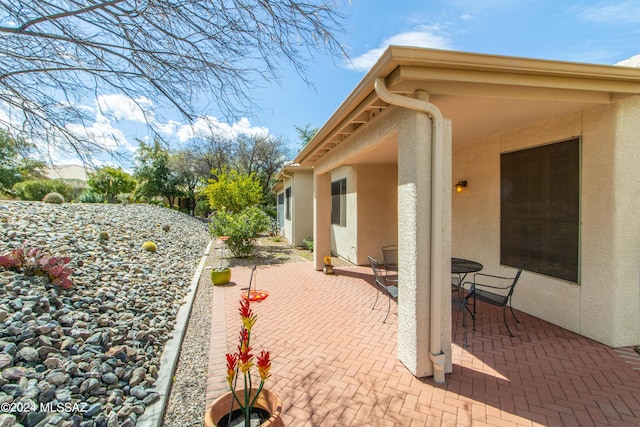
[314,172,331,271]
[397,109,452,378]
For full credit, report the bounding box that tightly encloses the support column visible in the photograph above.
[396,109,452,378]
[314,172,331,271]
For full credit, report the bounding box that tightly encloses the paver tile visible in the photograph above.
[206,263,640,426]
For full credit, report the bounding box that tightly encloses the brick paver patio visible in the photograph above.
[206,262,640,426]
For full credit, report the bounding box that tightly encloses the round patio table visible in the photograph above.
[451,257,483,275]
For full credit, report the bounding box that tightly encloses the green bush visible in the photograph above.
[116,193,134,204]
[194,200,212,217]
[209,206,271,257]
[42,192,65,204]
[76,190,104,203]
[303,237,314,251]
[13,179,73,201]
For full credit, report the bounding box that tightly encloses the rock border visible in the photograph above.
[136,240,212,427]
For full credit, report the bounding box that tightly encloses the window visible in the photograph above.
[277,193,284,227]
[285,187,291,220]
[331,178,347,226]
[501,138,580,282]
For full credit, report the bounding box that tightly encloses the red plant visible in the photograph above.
[225,298,272,426]
[0,243,74,289]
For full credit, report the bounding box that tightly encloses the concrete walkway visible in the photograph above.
[206,263,640,426]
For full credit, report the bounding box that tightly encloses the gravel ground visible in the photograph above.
[0,202,210,427]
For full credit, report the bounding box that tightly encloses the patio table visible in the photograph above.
[451,257,483,346]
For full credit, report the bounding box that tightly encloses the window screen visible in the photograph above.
[331,178,346,226]
[501,138,580,282]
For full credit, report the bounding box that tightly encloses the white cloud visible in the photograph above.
[96,94,153,123]
[579,1,640,24]
[175,116,269,142]
[616,54,640,67]
[65,113,135,153]
[345,29,452,72]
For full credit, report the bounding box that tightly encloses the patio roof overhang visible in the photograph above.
[295,46,640,167]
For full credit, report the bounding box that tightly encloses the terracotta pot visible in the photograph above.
[211,268,231,285]
[205,388,284,427]
[323,265,334,275]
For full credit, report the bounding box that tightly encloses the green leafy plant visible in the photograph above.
[209,207,270,257]
[303,237,314,252]
[194,199,212,217]
[204,169,263,213]
[42,192,65,204]
[0,245,74,289]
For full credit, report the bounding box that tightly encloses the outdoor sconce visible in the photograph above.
[455,180,467,193]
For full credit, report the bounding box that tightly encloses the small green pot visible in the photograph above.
[211,268,231,285]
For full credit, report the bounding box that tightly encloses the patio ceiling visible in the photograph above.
[296,47,640,166]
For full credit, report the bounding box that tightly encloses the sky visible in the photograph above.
[45,0,640,167]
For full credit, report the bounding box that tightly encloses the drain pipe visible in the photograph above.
[374,77,446,383]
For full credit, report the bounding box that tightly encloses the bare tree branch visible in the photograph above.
[0,0,347,160]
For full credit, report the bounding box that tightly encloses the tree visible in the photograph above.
[169,149,206,214]
[234,134,290,199]
[0,129,45,195]
[204,169,263,213]
[295,123,319,148]
[196,132,289,201]
[87,166,137,202]
[133,140,182,207]
[0,0,346,160]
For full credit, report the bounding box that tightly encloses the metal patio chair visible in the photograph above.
[368,256,398,323]
[381,245,398,272]
[462,265,524,340]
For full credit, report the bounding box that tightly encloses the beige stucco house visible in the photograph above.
[283,46,640,381]
[272,164,314,247]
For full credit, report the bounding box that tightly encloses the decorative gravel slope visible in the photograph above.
[0,202,210,427]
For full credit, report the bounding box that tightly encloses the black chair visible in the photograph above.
[368,256,398,323]
[462,266,524,338]
[381,245,398,271]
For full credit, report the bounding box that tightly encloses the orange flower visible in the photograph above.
[225,353,238,388]
[256,350,271,381]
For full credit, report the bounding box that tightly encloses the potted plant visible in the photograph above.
[205,299,283,427]
[322,255,334,275]
[211,236,232,285]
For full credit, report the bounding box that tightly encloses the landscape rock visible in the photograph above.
[0,203,210,426]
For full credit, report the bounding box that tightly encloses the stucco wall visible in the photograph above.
[452,97,640,347]
[355,164,398,265]
[330,166,358,262]
[292,172,313,246]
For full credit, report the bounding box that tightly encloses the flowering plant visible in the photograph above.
[225,298,272,426]
[323,255,332,265]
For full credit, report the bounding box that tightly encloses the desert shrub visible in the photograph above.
[209,206,271,257]
[87,166,137,202]
[116,193,134,204]
[42,192,65,204]
[77,190,104,203]
[195,200,212,217]
[13,179,73,201]
[99,231,109,240]
[303,237,314,251]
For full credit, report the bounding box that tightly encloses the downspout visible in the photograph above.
[374,77,446,383]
